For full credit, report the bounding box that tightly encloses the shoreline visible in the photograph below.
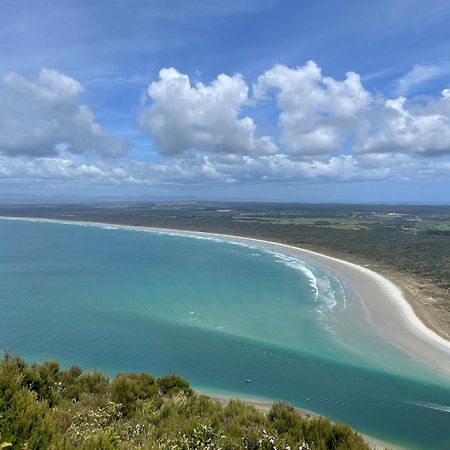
[210,395,401,450]
[3,215,450,377]
[3,215,448,449]
[382,269,450,342]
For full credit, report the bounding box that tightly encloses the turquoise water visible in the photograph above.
[1,219,450,449]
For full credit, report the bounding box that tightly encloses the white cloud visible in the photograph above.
[139,67,277,156]
[2,62,450,192]
[209,153,391,183]
[253,61,370,156]
[396,62,450,95]
[360,92,450,156]
[0,69,131,158]
[0,155,234,187]
[250,62,450,158]
[138,62,450,161]
[2,151,449,190]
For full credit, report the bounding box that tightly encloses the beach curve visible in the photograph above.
[3,215,450,377]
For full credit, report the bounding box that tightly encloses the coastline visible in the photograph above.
[3,215,450,449]
[382,269,450,342]
[161,229,450,376]
[154,226,450,377]
[3,215,450,377]
[211,395,400,450]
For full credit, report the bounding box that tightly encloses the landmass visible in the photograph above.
[2,201,449,449]
[0,353,373,449]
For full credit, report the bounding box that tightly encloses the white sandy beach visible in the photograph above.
[169,227,450,377]
[5,215,450,450]
[3,215,450,378]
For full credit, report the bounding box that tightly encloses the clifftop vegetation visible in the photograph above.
[0,353,370,450]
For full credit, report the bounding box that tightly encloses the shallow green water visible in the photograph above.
[1,219,450,449]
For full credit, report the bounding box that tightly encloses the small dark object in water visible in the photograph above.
[245,379,252,383]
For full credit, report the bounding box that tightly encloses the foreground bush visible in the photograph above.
[0,353,370,449]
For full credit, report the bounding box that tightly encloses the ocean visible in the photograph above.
[1,218,450,449]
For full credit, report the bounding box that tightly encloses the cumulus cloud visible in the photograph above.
[0,69,131,158]
[253,61,371,156]
[360,91,450,156]
[3,62,450,192]
[138,62,450,161]
[252,61,450,158]
[139,67,277,156]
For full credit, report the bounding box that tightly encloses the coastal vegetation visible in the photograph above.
[0,353,370,449]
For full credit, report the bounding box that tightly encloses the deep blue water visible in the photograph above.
[1,219,450,449]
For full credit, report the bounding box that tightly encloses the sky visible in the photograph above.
[1,0,450,203]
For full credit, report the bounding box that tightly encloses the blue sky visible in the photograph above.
[1,0,450,202]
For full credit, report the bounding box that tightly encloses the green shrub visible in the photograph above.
[0,354,371,450]
[111,372,157,415]
[158,374,191,396]
[0,359,54,449]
